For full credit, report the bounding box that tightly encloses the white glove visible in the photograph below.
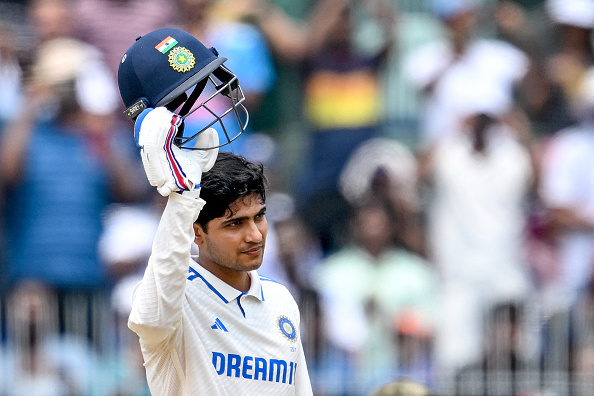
[134,107,219,197]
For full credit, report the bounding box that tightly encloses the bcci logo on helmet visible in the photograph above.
[168,47,195,72]
[118,27,248,149]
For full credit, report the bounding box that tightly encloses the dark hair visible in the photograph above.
[196,151,267,231]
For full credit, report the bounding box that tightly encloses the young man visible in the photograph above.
[118,28,313,395]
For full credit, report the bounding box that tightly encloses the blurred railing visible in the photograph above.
[1,282,593,395]
[0,284,148,396]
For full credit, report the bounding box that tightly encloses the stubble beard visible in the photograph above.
[203,240,265,273]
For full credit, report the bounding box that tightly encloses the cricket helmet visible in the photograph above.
[117,27,248,150]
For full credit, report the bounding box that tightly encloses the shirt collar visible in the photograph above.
[191,263,264,303]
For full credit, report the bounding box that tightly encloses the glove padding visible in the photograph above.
[134,107,219,197]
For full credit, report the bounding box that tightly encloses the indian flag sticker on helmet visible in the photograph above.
[155,36,178,54]
[168,46,195,72]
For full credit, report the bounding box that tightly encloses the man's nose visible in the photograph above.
[244,220,263,242]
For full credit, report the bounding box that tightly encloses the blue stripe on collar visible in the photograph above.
[188,266,229,304]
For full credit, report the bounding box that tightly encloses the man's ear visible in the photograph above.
[193,223,205,245]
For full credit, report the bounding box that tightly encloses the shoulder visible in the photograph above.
[259,275,298,305]
[259,274,286,287]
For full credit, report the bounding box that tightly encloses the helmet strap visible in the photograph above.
[179,78,208,117]
[165,93,188,112]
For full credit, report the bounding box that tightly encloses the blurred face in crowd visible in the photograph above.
[443,9,477,50]
[179,0,213,25]
[354,204,393,258]
[29,0,73,42]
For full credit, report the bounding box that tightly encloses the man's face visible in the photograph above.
[193,193,267,278]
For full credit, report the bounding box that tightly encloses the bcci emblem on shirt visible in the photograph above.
[277,316,297,342]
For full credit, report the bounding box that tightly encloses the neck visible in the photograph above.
[198,259,251,292]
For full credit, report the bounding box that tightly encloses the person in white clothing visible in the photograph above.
[540,66,594,311]
[403,0,530,150]
[117,27,313,395]
[418,98,536,376]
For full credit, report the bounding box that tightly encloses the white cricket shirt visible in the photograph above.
[128,193,313,395]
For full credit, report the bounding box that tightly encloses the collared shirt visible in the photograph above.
[129,193,313,396]
[187,263,265,314]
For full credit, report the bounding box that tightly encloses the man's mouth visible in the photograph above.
[242,245,263,256]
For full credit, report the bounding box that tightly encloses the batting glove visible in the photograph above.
[134,107,219,197]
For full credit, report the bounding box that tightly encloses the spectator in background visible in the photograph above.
[24,0,134,141]
[539,66,594,313]
[15,0,124,130]
[403,0,530,151]
[0,0,73,135]
[493,3,594,361]
[176,0,276,157]
[0,36,142,332]
[418,94,537,377]
[0,4,145,393]
[73,0,176,77]
[313,199,438,395]
[240,0,397,252]
[492,0,577,137]
[339,137,426,257]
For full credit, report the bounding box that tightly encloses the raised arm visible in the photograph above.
[239,0,396,62]
[0,83,50,186]
[128,192,204,345]
[127,107,219,345]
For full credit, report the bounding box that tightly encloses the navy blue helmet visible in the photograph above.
[117,28,248,150]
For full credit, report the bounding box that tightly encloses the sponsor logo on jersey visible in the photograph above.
[211,318,228,332]
[277,316,297,342]
[168,46,195,72]
[212,352,298,385]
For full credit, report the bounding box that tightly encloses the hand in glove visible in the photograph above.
[134,107,219,197]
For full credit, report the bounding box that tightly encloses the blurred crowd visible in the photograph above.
[1,0,594,395]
